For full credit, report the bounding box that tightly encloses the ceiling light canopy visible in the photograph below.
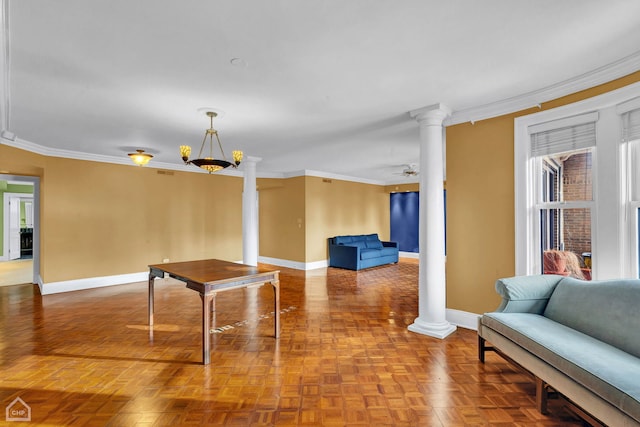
[180,111,243,174]
[128,149,153,166]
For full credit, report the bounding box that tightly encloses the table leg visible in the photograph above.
[148,273,156,326]
[201,293,215,365]
[271,278,280,338]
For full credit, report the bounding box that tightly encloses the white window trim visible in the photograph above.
[528,111,600,135]
[515,80,640,279]
[625,201,640,278]
[616,96,640,116]
[620,130,640,278]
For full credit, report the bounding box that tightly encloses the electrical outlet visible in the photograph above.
[162,258,170,263]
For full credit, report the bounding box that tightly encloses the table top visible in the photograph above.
[148,258,279,286]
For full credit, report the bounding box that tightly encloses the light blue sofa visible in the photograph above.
[328,234,399,270]
[478,275,640,426]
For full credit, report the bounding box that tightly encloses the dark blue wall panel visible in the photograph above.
[390,192,419,253]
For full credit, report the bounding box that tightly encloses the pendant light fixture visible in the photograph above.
[180,111,243,173]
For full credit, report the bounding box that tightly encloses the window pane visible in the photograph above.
[540,208,591,280]
[540,150,592,202]
[541,159,560,202]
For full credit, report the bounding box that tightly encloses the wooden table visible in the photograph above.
[148,259,280,365]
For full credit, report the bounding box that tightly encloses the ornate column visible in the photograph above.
[242,156,261,266]
[408,104,456,339]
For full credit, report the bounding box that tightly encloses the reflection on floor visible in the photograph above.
[0,260,587,425]
[0,258,33,287]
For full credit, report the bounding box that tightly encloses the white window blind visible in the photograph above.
[622,108,640,142]
[528,111,598,157]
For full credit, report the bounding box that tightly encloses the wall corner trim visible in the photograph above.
[446,308,480,331]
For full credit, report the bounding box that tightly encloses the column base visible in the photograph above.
[408,317,457,339]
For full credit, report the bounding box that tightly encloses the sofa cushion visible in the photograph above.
[359,247,398,260]
[334,236,353,245]
[483,312,640,421]
[494,274,562,314]
[496,275,560,301]
[366,240,383,249]
[379,247,398,257]
[543,278,640,358]
[360,248,382,260]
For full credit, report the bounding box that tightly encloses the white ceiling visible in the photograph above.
[4,0,640,183]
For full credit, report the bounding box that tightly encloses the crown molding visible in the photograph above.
[5,50,639,184]
[446,50,640,126]
[4,137,387,184]
[287,169,386,185]
[2,137,244,175]
[257,169,418,186]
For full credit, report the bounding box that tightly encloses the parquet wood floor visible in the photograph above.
[0,260,588,426]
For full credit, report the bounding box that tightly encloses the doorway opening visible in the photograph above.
[0,174,40,287]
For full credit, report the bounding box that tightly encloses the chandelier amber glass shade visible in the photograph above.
[180,111,243,174]
[232,150,243,166]
[179,145,191,162]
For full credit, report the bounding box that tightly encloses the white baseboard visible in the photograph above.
[258,256,327,271]
[446,308,480,331]
[259,255,421,270]
[34,259,484,332]
[399,251,419,259]
[39,272,148,295]
[36,258,325,295]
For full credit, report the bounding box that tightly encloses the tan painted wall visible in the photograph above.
[0,145,243,285]
[0,144,46,270]
[257,177,306,263]
[257,176,390,263]
[0,144,45,177]
[445,71,640,314]
[446,114,520,313]
[4,70,640,304]
[305,176,389,263]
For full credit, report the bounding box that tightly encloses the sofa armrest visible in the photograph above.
[493,274,564,314]
[328,243,360,270]
[382,241,398,248]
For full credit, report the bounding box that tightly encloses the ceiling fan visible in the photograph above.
[393,164,419,177]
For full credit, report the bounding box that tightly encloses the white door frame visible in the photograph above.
[0,175,40,286]
[7,195,24,259]
[2,192,33,261]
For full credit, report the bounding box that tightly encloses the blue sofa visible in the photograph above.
[478,275,640,426]
[328,234,399,270]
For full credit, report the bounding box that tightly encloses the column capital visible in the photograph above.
[243,156,262,164]
[409,103,452,126]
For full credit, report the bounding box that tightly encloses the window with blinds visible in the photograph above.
[622,107,640,142]
[529,111,598,157]
[529,111,596,279]
[622,108,640,202]
[515,83,640,280]
[619,103,640,278]
[529,112,596,203]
